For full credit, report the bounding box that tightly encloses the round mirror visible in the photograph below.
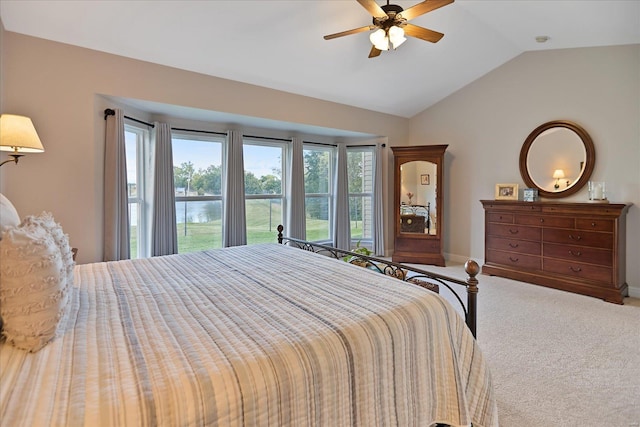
[519,120,595,198]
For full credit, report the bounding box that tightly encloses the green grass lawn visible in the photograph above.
[131,199,367,257]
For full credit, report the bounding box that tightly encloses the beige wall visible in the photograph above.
[0,31,408,263]
[409,44,640,296]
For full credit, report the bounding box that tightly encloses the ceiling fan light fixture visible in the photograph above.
[370,28,389,50]
[388,25,406,49]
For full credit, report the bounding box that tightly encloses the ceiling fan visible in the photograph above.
[323,0,453,58]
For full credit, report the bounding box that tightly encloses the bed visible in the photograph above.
[1,226,497,426]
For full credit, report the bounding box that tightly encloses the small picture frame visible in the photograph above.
[420,174,430,185]
[523,188,538,202]
[495,183,519,200]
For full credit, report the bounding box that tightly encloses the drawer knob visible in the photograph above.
[569,234,582,241]
[569,250,582,257]
[509,243,519,248]
[591,222,596,227]
[540,218,544,223]
[509,257,519,262]
[509,229,519,234]
[569,266,582,273]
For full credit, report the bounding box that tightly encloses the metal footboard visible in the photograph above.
[277,225,479,338]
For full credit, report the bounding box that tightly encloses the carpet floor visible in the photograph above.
[407,263,640,426]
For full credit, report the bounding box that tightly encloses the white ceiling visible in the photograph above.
[1,0,639,118]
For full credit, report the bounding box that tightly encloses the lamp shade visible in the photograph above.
[369,28,389,50]
[0,114,45,153]
[388,25,406,49]
[552,169,565,179]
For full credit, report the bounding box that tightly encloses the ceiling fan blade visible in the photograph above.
[404,24,444,43]
[324,25,374,40]
[368,46,382,58]
[357,0,387,18]
[399,0,454,21]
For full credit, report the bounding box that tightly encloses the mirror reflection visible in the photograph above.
[519,120,595,199]
[399,160,437,235]
[526,127,586,193]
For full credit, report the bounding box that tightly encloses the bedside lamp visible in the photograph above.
[0,114,45,167]
[552,169,565,189]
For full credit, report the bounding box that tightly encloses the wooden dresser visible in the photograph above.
[481,200,631,304]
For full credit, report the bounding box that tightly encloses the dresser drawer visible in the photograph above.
[487,236,540,255]
[543,259,612,284]
[516,214,574,228]
[575,218,614,232]
[543,243,612,267]
[543,228,613,249]
[487,212,513,223]
[487,223,541,241]
[487,249,541,270]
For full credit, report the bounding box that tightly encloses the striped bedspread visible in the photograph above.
[1,243,497,426]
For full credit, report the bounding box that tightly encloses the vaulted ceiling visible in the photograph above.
[1,1,639,118]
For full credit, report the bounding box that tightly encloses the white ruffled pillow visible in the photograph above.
[22,212,75,286]
[0,193,20,236]
[0,219,69,352]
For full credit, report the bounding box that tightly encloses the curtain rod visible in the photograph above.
[172,127,227,136]
[244,134,292,143]
[104,109,226,135]
[303,141,336,147]
[346,143,385,148]
[104,108,155,127]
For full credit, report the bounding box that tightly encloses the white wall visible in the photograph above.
[0,30,409,263]
[409,44,640,296]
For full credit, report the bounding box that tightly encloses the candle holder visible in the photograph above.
[588,181,608,203]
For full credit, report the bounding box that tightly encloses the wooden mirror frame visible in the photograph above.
[519,120,595,199]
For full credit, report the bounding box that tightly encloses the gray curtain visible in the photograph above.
[286,137,306,239]
[333,143,351,250]
[103,108,130,261]
[223,130,247,246]
[151,122,178,256]
[373,143,385,255]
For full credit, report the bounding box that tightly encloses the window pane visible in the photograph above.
[243,144,283,195]
[304,148,330,194]
[349,195,372,240]
[348,148,375,246]
[245,199,282,245]
[173,137,223,196]
[125,129,140,258]
[176,200,222,252]
[173,135,223,253]
[347,150,374,193]
[305,196,330,241]
[304,146,332,241]
[243,142,284,245]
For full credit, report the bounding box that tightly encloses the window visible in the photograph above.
[172,133,224,253]
[303,145,333,241]
[125,125,150,259]
[243,139,285,245]
[347,147,375,247]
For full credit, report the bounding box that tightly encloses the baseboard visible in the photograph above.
[628,286,640,298]
[445,252,480,265]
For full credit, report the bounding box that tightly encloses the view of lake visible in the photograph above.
[129,200,221,226]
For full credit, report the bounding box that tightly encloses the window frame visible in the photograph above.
[242,137,288,244]
[347,145,376,248]
[172,131,225,253]
[303,143,335,243]
[124,123,150,258]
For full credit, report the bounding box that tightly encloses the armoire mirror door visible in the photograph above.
[391,145,447,266]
